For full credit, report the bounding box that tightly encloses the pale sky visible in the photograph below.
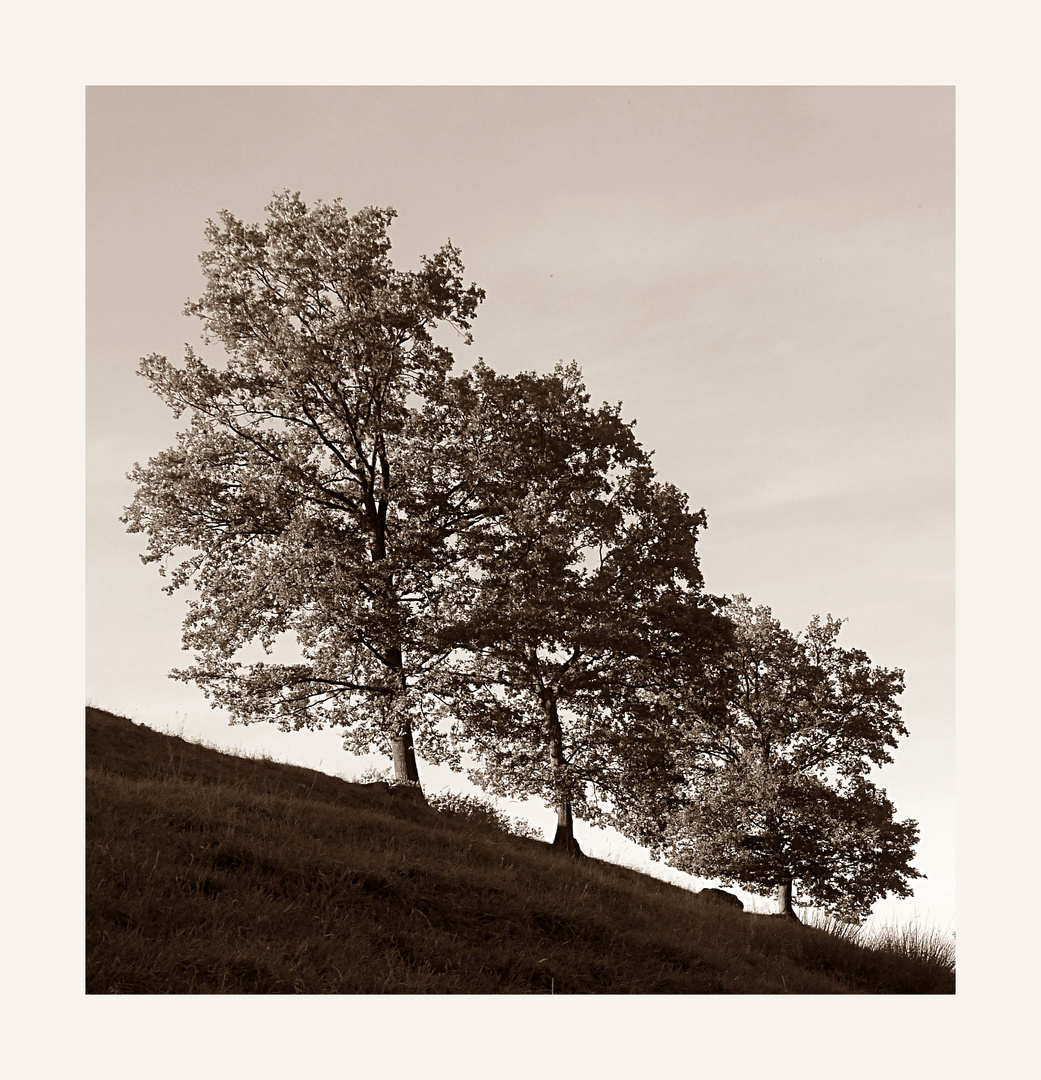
[86,86,954,931]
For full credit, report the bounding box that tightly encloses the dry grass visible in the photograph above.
[86,707,954,994]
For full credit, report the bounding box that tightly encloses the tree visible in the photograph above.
[123,193,489,790]
[651,596,922,923]
[425,362,729,854]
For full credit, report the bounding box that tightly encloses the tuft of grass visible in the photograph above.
[865,918,957,981]
[797,905,956,965]
[86,706,954,994]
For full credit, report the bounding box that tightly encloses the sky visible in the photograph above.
[86,86,954,933]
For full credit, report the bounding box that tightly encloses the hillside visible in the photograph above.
[86,707,954,994]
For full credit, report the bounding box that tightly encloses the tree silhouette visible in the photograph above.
[124,193,488,790]
[652,596,921,922]
[425,362,728,853]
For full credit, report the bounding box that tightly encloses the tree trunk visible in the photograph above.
[776,874,800,920]
[373,504,424,800]
[385,642,424,800]
[551,795,582,857]
[541,687,582,857]
[389,720,421,786]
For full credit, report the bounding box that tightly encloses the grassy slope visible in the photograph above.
[86,707,954,994]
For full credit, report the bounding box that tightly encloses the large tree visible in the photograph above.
[123,193,488,789]
[651,596,922,922]
[425,362,729,854]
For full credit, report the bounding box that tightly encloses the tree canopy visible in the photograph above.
[424,361,729,852]
[650,596,922,922]
[123,193,489,785]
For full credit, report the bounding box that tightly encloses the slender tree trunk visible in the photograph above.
[371,486,424,798]
[386,642,424,799]
[776,874,799,920]
[540,687,582,857]
[390,722,421,785]
[552,794,582,856]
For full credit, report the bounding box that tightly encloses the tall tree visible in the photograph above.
[651,596,922,923]
[425,362,728,854]
[123,193,487,789]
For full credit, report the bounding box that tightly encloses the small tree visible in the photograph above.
[653,596,922,923]
[123,193,488,790]
[427,362,728,854]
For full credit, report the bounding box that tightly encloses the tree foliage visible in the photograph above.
[123,193,488,784]
[652,596,922,922]
[425,362,729,852]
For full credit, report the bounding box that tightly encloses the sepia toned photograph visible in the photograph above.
[86,86,954,995]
